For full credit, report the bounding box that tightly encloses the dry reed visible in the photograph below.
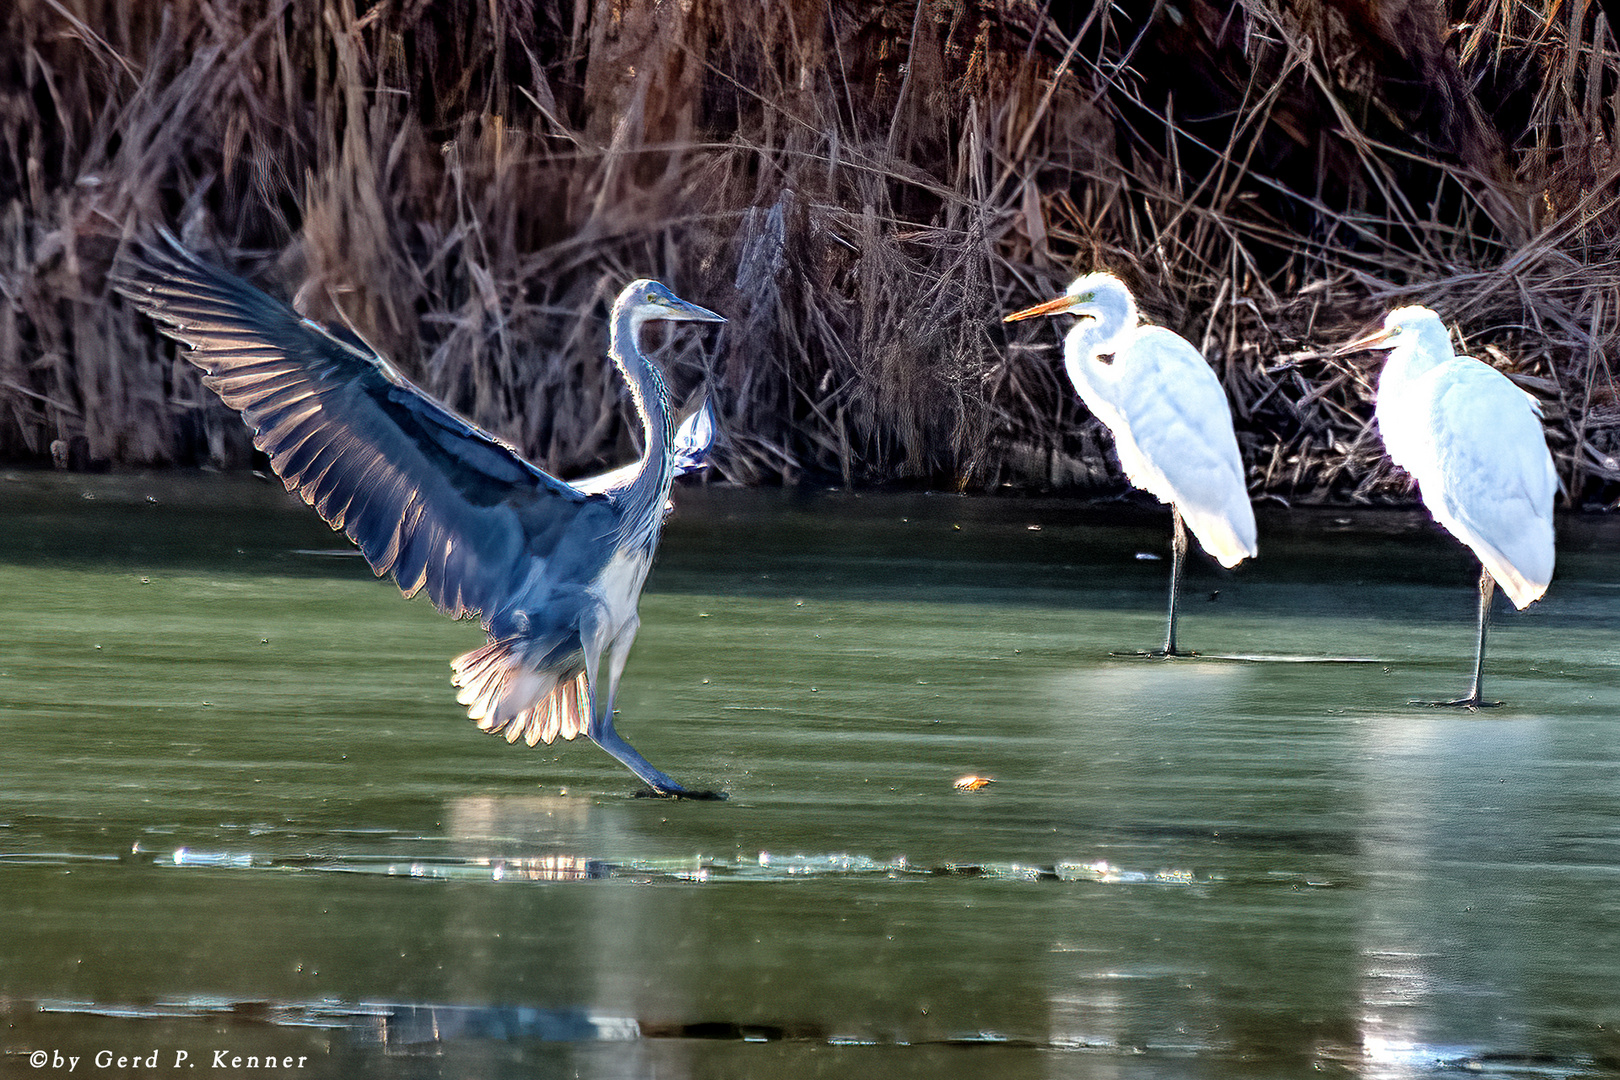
[2,0,1618,507]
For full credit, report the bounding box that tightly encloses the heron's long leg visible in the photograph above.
[584,623,724,799]
[592,690,725,798]
[580,626,675,793]
[588,621,678,793]
[591,715,684,793]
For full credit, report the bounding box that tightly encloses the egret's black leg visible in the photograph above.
[1161,510,1194,656]
[1416,565,1502,709]
[1115,509,1197,658]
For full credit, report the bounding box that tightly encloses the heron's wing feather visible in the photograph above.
[1100,328,1256,566]
[453,639,590,746]
[570,463,637,498]
[573,398,714,497]
[116,233,597,624]
[1402,359,1557,606]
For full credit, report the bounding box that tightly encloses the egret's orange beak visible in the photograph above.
[1333,325,1396,356]
[1004,295,1077,323]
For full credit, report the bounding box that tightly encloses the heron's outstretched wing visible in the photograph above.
[116,232,600,625]
[671,397,717,474]
[573,398,715,497]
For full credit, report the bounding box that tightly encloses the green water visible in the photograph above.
[2,471,1618,1078]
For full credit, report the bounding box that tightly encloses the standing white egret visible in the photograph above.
[117,231,727,796]
[1005,272,1257,656]
[1338,306,1556,708]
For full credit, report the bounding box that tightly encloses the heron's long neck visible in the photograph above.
[609,306,676,546]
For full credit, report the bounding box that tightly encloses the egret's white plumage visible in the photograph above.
[1343,305,1556,705]
[1007,272,1256,655]
[1369,307,1555,606]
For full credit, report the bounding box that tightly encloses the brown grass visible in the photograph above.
[2,0,1618,507]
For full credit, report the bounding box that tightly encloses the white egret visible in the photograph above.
[1005,272,1257,656]
[1338,306,1556,707]
[117,232,727,796]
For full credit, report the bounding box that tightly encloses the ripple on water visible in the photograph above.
[141,846,1229,886]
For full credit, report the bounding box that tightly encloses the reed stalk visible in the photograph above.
[1,1,1615,506]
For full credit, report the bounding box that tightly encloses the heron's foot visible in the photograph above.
[590,724,724,798]
[1410,695,1503,710]
[1110,647,1198,660]
[632,786,729,801]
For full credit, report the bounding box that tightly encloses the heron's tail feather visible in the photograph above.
[451,640,591,747]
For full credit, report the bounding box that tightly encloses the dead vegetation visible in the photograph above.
[2,0,1618,506]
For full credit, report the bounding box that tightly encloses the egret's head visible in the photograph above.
[619,279,727,325]
[1336,305,1447,355]
[1004,271,1130,325]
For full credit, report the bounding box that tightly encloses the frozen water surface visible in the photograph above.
[3,472,1618,1078]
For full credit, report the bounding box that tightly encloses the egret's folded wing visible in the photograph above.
[1105,328,1257,565]
[116,232,595,624]
[1413,361,1557,607]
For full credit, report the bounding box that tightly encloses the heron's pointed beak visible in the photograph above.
[669,299,727,324]
[1334,326,1395,356]
[1004,294,1079,322]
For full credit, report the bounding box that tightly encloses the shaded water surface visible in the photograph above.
[3,471,1619,1078]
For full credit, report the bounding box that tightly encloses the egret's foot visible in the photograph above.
[632,786,729,801]
[1110,647,1198,659]
[1410,695,1503,710]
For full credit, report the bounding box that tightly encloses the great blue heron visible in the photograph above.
[1338,306,1556,708]
[116,232,726,797]
[1005,272,1257,656]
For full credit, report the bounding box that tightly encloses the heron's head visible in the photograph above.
[1335,305,1448,356]
[1003,271,1131,325]
[618,279,726,325]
